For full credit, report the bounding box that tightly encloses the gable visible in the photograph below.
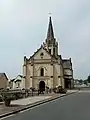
[14,75,22,82]
[31,47,52,60]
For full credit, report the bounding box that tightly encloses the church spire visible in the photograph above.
[46,16,54,40]
[44,16,58,57]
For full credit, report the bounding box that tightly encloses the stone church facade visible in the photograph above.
[23,17,73,90]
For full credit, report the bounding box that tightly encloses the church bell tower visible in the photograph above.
[44,16,58,58]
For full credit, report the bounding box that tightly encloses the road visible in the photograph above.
[2,91,90,120]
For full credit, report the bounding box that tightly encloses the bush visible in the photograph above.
[1,92,13,106]
[3,95,12,106]
[53,86,67,94]
[53,88,57,93]
[4,97,11,106]
[14,93,23,100]
[30,88,35,91]
[57,86,67,94]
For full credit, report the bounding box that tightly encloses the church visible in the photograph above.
[23,16,73,90]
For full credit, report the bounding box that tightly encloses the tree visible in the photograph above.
[87,75,90,83]
[79,79,83,84]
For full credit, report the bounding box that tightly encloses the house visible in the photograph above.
[0,73,8,89]
[23,16,73,90]
[11,75,25,89]
[62,59,74,88]
[8,79,14,89]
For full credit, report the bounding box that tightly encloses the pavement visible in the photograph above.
[0,90,78,119]
[11,96,51,106]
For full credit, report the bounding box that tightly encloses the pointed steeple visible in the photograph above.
[46,16,54,40]
[44,16,58,57]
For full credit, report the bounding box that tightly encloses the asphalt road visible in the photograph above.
[3,91,90,120]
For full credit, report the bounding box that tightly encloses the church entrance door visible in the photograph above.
[39,81,45,91]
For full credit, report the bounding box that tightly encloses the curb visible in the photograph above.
[0,91,78,118]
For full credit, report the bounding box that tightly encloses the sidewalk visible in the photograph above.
[11,96,51,106]
[11,90,77,106]
[0,90,78,118]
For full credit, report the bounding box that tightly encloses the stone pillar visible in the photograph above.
[58,78,62,86]
[48,78,53,89]
[61,77,65,89]
[25,64,30,89]
[23,65,26,77]
[51,78,53,89]
[23,65,26,89]
[21,77,25,89]
[30,65,33,88]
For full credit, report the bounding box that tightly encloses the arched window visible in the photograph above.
[40,68,44,76]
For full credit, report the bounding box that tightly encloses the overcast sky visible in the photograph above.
[0,0,90,79]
